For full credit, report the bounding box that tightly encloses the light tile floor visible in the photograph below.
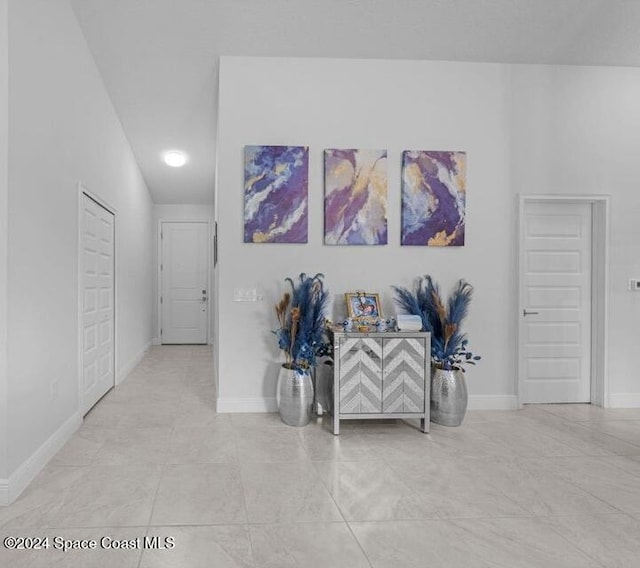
[2,345,640,566]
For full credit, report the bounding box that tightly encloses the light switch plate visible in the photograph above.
[234,288,259,301]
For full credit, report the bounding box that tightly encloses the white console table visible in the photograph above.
[331,330,430,435]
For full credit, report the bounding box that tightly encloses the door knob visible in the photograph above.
[522,309,539,316]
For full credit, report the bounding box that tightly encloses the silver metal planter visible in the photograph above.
[431,368,468,427]
[277,364,314,427]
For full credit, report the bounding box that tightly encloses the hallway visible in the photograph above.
[2,346,640,567]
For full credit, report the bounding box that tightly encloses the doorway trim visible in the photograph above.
[77,183,118,414]
[517,194,610,408]
[157,219,212,345]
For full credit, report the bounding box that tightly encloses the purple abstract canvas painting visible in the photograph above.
[324,149,388,245]
[401,151,466,246]
[244,145,309,243]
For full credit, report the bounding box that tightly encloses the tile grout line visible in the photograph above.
[344,519,375,568]
[138,348,190,565]
[231,428,257,565]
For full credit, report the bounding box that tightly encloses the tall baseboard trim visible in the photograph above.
[216,397,278,413]
[467,395,519,411]
[608,393,640,408]
[0,412,81,506]
[151,337,160,346]
[116,340,152,385]
[215,395,518,413]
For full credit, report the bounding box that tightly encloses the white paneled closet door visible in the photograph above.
[81,193,115,414]
[521,201,592,403]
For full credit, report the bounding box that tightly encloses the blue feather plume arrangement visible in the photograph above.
[274,273,330,370]
[393,275,481,371]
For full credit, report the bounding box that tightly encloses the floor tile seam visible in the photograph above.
[130,522,255,529]
[609,459,640,480]
[308,462,349,524]
[342,511,538,523]
[226,518,356,528]
[381,454,534,507]
[341,518,375,568]
[234,435,252,527]
[231,428,302,436]
[239,522,259,568]
[524,454,634,486]
[1,544,147,568]
[510,511,636,519]
[582,416,640,423]
[522,515,610,568]
[299,432,322,464]
[524,455,608,465]
[433,511,588,521]
[139,521,351,530]
[305,457,388,463]
[563,479,634,515]
[537,442,640,459]
[135,541,144,568]
[40,463,94,470]
[376,457,438,495]
[235,457,319,466]
[161,458,240,466]
[588,452,640,480]
[527,406,579,423]
[145,519,249,527]
[576,435,640,453]
[344,517,531,527]
[145,464,168,530]
[231,426,307,438]
[574,419,640,432]
[590,432,640,450]
[446,514,609,567]
[0,524,152,531]
[523,423,621,450]
[571,414,640,427]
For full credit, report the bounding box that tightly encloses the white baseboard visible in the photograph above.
[215,395,518,413]
[151,337,160,346]
[116,340,152,385]
[608,393,640,408]
[216,397,278,413]
[0,412,81,506]
[467,395,519,411]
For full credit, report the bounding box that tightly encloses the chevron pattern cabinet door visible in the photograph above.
[339,337,382,413]
[382,338,426,413]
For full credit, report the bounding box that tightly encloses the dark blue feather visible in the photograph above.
[279,273,329,369]
[393,275,480,370]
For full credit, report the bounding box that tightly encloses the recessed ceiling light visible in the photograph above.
[163,150,188,167]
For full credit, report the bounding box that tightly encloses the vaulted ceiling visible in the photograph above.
[70,0,640,204]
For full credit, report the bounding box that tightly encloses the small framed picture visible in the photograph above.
[345,291,382,322]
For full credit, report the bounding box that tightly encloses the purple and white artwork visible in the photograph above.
[401,151,466,246]
[324,149,388,245]
[244,145,309,243]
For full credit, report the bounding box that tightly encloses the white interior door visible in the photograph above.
[81,193,115,414]
[520,201,592,403]
[161,222,209,344]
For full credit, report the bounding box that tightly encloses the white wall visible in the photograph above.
[216,56,640,412]
[216,57,515,412]
[153,204,215,342]
[0,0,9,483]
[2,0,154,501]
[511,64,640,404]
